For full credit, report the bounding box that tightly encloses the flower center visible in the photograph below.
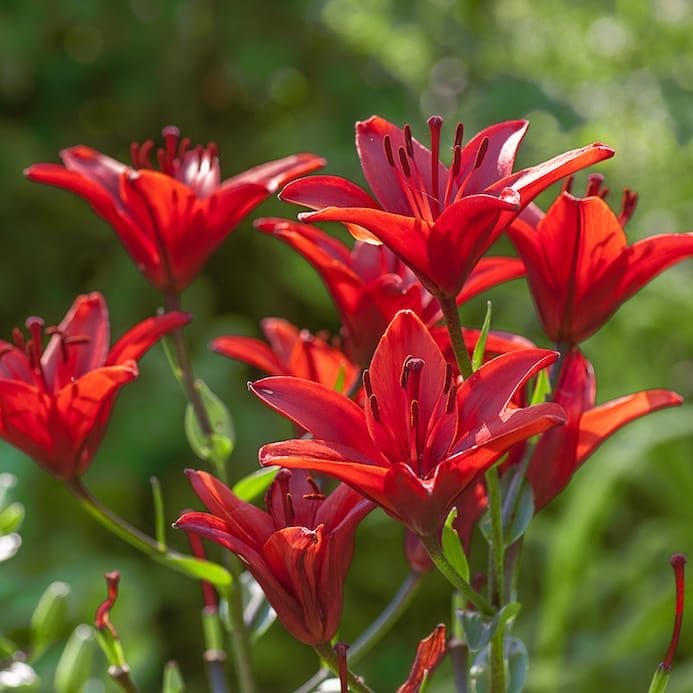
[563,173,639,226]
[381,116,489,222]
[129,126,220,196]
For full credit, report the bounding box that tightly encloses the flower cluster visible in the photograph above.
[6,114,691,689]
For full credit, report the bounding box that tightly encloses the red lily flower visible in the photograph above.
[526,349,682,510]
[252,310,565,537]
[25,127,324,293]
[174,468,373,646]
[256,217,524,365]
[210,317,359,394]
[509,177,693,344]
[0,293,190,479]
[280,115,613,297]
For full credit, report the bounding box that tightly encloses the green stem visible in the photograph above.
[421,535,494,616]
[485,467,504,608]
[226,558,257,693]
[489,626,506,693]
[66,478,231,587]
[437,295,473,379]
[313,642,374,693]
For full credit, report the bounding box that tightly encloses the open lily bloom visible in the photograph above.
[253,310,565,537]
[211,317,359,395]
[509,178,693,344]
[281,115,613,297]
[25,127,324,292]
[175,469,373,646]
[256,217,524,365]
[0,293,189,479]
[527,349,682,510]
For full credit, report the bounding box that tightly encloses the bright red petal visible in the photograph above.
[250,377,374,454]
[211,335,285,375]
[279,175,378,210]
[577,390,682,463]
[221,153,325,191]
[107,311,191,366]
[457,256,525,305]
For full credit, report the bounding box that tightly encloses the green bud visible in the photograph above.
[30,582,70,656]
[0,502,24,535]
[162,660,185,693]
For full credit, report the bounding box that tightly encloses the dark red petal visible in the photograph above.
[302,207,433,291]
[184,469,274,546]
[455,120,528,195]
[250,377,374,454]
[397,624,447,693]
[279,175,378,210]
[356,116,446,215]
[0,380,52,469]
[107,311,191,366]
[220,153,326,192]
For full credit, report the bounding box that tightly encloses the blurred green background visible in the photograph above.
[1,0,693,690]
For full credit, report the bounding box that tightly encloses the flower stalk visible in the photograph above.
[437,294,473,378]
[313,642,374,693]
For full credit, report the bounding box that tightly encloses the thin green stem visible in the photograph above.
[65,478,230,587]
[489,627,506,693]
[293,572,423,693]
[313,642,374,693]
[421,534,494,616]
[437,295,473,378]
[226,558,256,693]
[485,467,504,608]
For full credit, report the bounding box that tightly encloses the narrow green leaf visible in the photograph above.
[472,301,492,372]
[163,555,232,589]
[240,572,277,642]
[504,484,534,546]
[458,603,520,653]
[150,476,167,550]
[529,368,550,406]
[333,363,346,393]
[232,467,279,503]
[54,625,95,693]
[162,335,184,383]
[506,636,529,693]
[442,507,470,582]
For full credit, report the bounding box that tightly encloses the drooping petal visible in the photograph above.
[60,145,128,195]
[0,344,35,384]
[577,389,682,462]
[250,377,375,454]
[301,207,433,286]
[211,335,285,375]
[0,380,52,467]
[220,152,325,191]
[457,256,526,305]
[489,142,615,206]
[107,311,192,366]
[279,175,379,211]
[184,469,274,545]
